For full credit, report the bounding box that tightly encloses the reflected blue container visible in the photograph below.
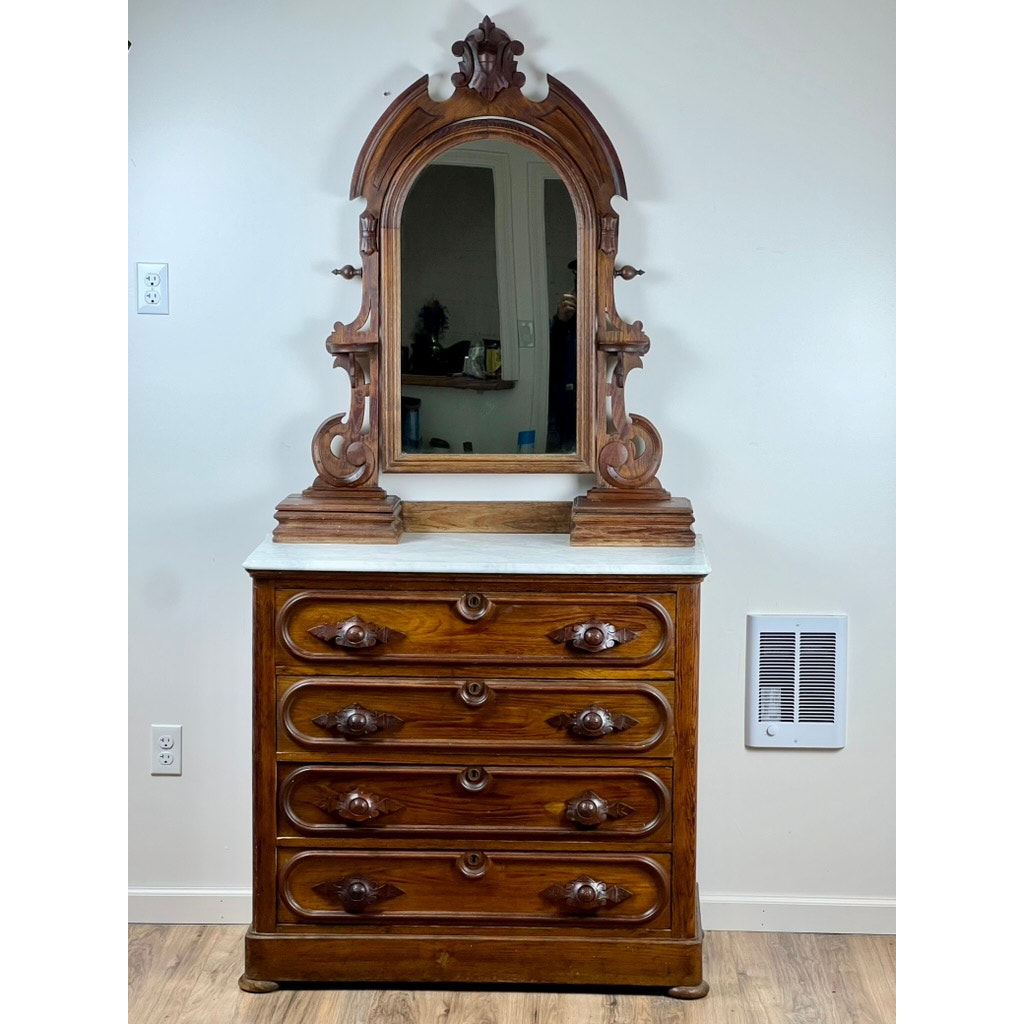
[517,429,535,453]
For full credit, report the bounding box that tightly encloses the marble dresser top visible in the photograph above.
[244,532,709,577]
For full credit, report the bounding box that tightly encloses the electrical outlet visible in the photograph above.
[151,724,182,775]
[137,262,169,315]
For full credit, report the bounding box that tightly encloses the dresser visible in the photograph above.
[240,533,710,997]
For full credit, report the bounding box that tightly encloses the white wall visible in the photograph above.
[128,0,895,932]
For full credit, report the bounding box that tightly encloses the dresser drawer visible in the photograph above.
[279,764,672,841]
[275,587,675,673]
[278,676,674,758]
[278,849,671,929]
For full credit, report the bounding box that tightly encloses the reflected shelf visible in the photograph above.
[402,373,515,391]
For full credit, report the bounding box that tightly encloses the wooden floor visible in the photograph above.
[128,925,895,1023]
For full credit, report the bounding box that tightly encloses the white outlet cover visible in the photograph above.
[137,262,169,315]
[150,724,182,775]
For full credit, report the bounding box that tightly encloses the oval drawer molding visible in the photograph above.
[280,850,670,928]
[278,764,671,840]
[279,677,673,757]
[276,589,675,670]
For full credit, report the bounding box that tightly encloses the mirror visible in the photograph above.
[273,17,696,547]
[399,141,578,457]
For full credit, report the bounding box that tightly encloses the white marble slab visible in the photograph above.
[243,533,709,576]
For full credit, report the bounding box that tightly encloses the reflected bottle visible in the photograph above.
[401,397,421,451]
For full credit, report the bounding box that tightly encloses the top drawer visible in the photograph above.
[275,587,676,673]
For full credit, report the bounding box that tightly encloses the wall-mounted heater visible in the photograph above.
[745,614,847,749]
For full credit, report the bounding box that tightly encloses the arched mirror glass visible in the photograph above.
[397,141,578,458]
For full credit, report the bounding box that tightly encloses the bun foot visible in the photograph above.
[238,974,279,993]
[667,980,710,999]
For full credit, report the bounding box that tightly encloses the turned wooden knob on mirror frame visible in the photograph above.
[613,264,645,280]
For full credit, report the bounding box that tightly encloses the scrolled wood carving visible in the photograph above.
[548,620,640,653]
[312,703,404,739]
[313,876,404,914]
[310,321,381,490]
[541,875,633,914]
[547,705,639,739]
[312,784,403,824]
[451,15,525,101]
[308,615,405,649]
[565,789,635,828]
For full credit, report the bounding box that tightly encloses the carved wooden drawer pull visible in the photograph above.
[312,703,403,739]
[547,705,638,739]
[541,875,633,914]
[548,620,640,653]
[565,789,635,828]
[312,784,403,823]
[309,615,406,649]
[313,876,404,913]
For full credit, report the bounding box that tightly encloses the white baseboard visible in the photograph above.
[700,892,895,934]
[128,887,894,934]
[128,888,253,924]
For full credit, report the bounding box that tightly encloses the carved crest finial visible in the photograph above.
[451,16,525,101]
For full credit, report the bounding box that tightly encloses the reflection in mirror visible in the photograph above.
[399,141,576,456]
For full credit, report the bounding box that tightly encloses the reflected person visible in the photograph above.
[547,260,577,452]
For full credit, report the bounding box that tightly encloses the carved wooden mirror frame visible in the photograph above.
[273,17,695,546]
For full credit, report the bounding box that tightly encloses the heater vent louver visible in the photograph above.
[745,615,847,748]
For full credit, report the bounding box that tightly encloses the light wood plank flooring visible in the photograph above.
[128,925,895,1024]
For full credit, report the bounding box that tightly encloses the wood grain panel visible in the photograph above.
[278,677,673,759]
[277,587,675,671]
[279,763,672,841]
[403,500,572,534]
[278,849,671,928]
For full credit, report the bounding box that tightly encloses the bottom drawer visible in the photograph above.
[278,849,670,929]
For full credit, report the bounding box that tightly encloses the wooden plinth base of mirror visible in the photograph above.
[570,493,696,547]
[273,485,402,544]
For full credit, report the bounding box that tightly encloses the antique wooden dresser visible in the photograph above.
[241,15,709,998]
[241,534,708,996]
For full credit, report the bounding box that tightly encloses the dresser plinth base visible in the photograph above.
[242,930,706,997]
